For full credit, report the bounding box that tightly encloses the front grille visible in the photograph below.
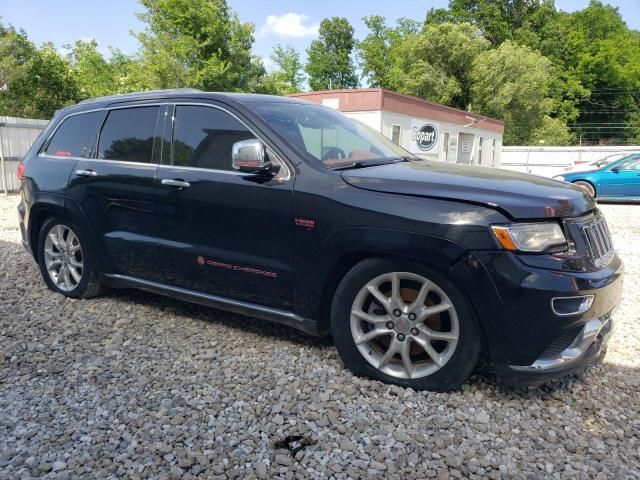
[582,217,614,267]
[541,325,583,357]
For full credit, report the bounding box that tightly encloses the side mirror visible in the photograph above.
[610,166,621,173]
[232,139,278,175]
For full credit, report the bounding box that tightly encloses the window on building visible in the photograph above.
[391,125,401,145]
[98,107,160,163]
[45,112,102,158]
[172,105,256,171]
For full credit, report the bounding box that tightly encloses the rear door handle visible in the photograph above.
[76,169,98,177]
[161,178,190,188]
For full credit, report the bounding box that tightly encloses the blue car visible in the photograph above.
[554,153,640,201]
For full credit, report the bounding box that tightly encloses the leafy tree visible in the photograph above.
[108,48,151,93]
[530,116,575,146]
[0,24,78,119]
[426,0,558,46]
[358,16,396,89]
[135,0,264,91]
[536,1,640,144]
[257,45,304,95]
[470,41,554,144]
[272,45,304,92]
[306,17,358,90]
[66,40,118,98]
[394,22,489,108]
[358,16,420,89]
[0,24,35,115]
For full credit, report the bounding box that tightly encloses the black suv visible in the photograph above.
[17,89,623,391]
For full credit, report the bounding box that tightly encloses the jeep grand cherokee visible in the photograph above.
[17,89,623,391]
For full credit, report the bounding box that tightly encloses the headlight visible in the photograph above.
[554,175,565,181]
[491,223,567,252]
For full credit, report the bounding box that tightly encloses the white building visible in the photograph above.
[290,89,504,167]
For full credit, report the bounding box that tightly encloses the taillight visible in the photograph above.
[17,163,25,180]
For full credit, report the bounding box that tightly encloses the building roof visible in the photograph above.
[289,88,505,134]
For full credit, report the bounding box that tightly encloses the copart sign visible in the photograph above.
[411,123,439,152]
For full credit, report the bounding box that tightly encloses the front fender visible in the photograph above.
[293,227,469,323]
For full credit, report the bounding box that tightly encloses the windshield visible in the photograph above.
[252,102,415,168]
[590,153,626,167]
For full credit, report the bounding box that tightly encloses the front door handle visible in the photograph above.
[161,178,190,188]
[76,169,98,177]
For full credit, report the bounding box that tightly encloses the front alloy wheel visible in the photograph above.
[331,258,481,391]
[350,272,459,379]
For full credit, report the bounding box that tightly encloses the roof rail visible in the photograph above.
[78,88,203,104]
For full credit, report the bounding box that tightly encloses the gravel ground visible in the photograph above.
[0,193,639,479]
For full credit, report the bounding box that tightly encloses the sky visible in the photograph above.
[2,0,639,70]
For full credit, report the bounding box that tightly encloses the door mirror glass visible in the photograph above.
[232,139,275,174]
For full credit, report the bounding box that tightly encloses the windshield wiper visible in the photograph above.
[328,156,413,171]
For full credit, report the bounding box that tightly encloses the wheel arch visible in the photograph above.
[27,195,66,260]
[572,179,597,197]
[28,195,108,275]
[314,228,470,334]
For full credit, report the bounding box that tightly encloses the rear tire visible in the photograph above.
[37,216,104,299]
[330,258,481,392]
[573,181,596,198]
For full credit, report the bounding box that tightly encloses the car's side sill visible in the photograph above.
[103,274,323,336]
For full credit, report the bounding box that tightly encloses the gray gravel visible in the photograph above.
[1,193,639,479]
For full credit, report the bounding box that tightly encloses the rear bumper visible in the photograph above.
[455,251,623,386]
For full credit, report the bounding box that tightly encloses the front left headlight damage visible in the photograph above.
[491,223,567,253]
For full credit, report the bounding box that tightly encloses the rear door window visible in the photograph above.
[98,106,160,163]
[45,111,102,158]
[172,105,256,171]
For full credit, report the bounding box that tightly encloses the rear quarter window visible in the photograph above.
[44,111,102,158]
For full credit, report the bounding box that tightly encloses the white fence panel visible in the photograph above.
[500,146,640,177]
[0,116,49,193]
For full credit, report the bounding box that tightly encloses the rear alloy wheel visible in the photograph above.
[574,181,596,198]
[331,259,481,391]
[43,224,84,292]
[37,217,104,299]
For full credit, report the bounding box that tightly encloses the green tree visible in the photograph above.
[135,0,264,91]
[108,48,151,93]
[0,24,35,115]
[470,41,555,144]
[0,24,78,118]
[395,22,490,108]
[569,2,640,144]
[358,16,419,89]
[426,0,558,46]
[272,45,303,92]
[306,17,358,90]
[66,39,118,98]
[530,116,575,146]
[257,45,304,95]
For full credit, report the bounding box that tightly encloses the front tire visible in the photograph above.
[331,258,481,391]
[37,217,103,299]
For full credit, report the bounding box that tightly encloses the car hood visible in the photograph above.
[341,161,595,219]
